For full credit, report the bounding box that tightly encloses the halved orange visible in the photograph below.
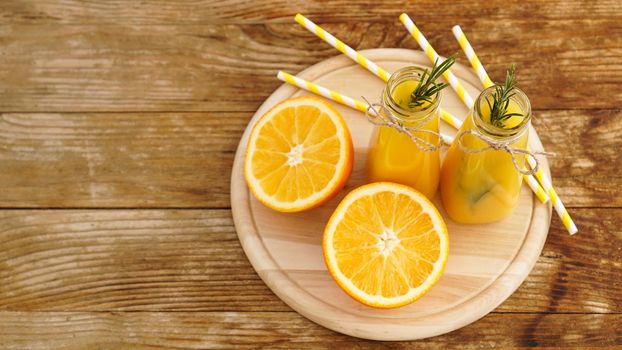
[323,182,449,308]
[244,96,353,212]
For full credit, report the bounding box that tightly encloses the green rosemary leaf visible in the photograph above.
[408,54,456,109]
[500,113,524,118]
[488,64,524,128]
[427,82,449,96]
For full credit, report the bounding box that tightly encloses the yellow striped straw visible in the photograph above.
[452,25,494,88]
[441,109,462,130]
[277,71,367,112]
[451,25,577,234]
[534,168,578,235]
[277,71,454,145]
[295,13,391,82]
[296,13,461,134]
[400,13,549,204]
[524,172,550,205]
[400,13,475,108]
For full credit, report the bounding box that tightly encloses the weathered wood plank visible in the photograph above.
[0,112,249,208]
[0,110,618,208]
[0,22,620,112]
[531,109,622,208]
[0,0,617,347]
[0,311,620,349]
[0,209,619,313]
[0,0,620,24]
[496,209,622,313]
[0,209,286,312]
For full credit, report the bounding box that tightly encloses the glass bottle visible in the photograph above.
[366,66,442,199]
[440,85,532,224]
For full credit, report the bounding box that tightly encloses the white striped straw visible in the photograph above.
[400,13,475,108]
[295,14,391,82]
[533,167,578,235]
[440,109,462,130]
[296,13,460,134]
[295,14,548,207]
[277,71,454,145]
[452,25,494,88]
[400,13,549,204]
[451,25,577,234]
[277,71,367,112]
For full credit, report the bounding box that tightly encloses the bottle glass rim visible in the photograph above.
[473,85,532,140]
[382,66,442,125]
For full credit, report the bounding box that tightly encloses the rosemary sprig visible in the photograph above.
[408,54,456,109]
[485,64,524,128]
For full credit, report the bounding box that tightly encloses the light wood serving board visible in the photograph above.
[231,49,552,341]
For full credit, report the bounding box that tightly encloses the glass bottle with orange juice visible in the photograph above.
[367,59,455,199]
[440,66,531,223]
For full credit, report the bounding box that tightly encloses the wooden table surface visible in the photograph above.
[0,1,620,348]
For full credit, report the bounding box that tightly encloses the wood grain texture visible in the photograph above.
[0,0,620,346]
[0,311,620,349]
[0,209,284,312]
[1,0,620,24]
[0,209,619,314]
[496,209,622,314]
[0,109,618,208]
[0,112,247,208]
[0,21,620,112]
[531,109,622,208]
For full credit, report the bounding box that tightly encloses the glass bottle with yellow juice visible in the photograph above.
[367,62,453,199]
[440,67,531,223]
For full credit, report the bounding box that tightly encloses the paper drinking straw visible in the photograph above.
[296,14,461,134]
[277,71,367,112]
[441,109,462,129]
[401,16,483,133]
[400,14,549,204]
[400,13,475,108]
[451,25,577,234]
[277,71,454,145]
[295,14,391,82]
[451,25,494,88]
[295,13,548,206]
[525,174,549,204]
[533,169,578,234]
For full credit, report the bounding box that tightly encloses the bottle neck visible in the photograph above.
[382,66,441,127]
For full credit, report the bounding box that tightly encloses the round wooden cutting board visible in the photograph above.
[231,49,552,341]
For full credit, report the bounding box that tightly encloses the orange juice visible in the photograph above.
[440,86,531,223]
[366,67,441,199]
